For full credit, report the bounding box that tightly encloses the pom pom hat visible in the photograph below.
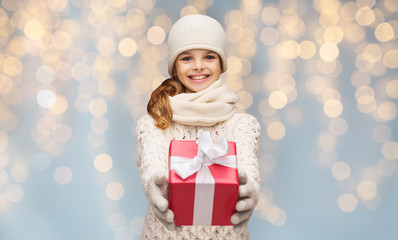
[167,14,228,77]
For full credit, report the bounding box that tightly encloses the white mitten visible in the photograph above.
[148,172,177,231]
[231,171,257,233]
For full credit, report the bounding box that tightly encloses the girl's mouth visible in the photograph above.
[189,75,209,81]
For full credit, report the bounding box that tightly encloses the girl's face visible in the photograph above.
[174,49,222,93]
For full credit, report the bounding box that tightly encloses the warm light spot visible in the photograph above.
[1,0,20,11]
[119,38,137,57]
[0,74,13,94]
[323,26,344,44]
[267,122,286,141]
[318,132,338,151]
[106,181,124,200]
[236,91,253,109]
[24,20,45,39]
[381,141,398,160]
[268,91,288,109]
[147,26,165,45]
[362,44,382,63]
[337,193,358,213]
[319,9,339,27]
[107,0,126,9]
[11,164,29,183]
[5,184,24,203]
[357,180,377,200]
[89,98,108,117]
[227,10,245,27]
[383,49,398,69]
[52,30,72,50]
[108,212,126,231]
[355,7,375,26]
[331,161,351,180]
[299,40,316,59]
[344,24,366,43]
[47,0,68,12]
[227,56,242,75]
[36,65,56,84]
[384,0,398,12]
[94,153,113,173]
[267,207,287,226]
[386,79,398,98]
[329,117,348,136]
[260,27,279,46]
[50,95,68,115]
[180,6,199,16]
[321,88,341,103]
[261,6,280,25]
[281,41,300,59]
[3,56,23,76]
[53,124,72,143]
[97,38,116,56]
[374,22,394,42]
[323,99,343,118]
[377,159,395,177]
[357,99,377,114]
[90,0,109,14]
[53,166,73,185]
[319,42,339,62]
[98,79,116,97]
[37,89,57,109]
[72,63,90,81]
[0,112,18,131]
[355,86,375,105]
[91,117,109,133]
[376,101,397,121]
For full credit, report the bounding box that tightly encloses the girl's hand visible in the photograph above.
[148,172,177,231]
[231,171,257,233]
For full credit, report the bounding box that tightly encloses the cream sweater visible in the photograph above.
[136,113,261,239]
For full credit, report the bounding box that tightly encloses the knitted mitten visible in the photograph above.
[231,171,257,233]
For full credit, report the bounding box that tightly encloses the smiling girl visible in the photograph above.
[136,14,261,239]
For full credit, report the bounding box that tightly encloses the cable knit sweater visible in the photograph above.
[136,113,261,240]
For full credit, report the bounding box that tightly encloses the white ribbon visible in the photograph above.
[169,130,237,225]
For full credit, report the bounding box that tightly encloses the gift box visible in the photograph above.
[168,130,239,226]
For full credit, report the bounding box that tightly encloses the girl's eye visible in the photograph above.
[205,55,216,60]
[181,56,191,61]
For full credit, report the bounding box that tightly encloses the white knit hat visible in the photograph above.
[167,14,228,77]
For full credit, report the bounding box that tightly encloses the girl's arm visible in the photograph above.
[136,114,169,198]
[233,114,261,200]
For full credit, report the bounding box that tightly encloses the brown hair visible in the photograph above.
[147,77,185,129]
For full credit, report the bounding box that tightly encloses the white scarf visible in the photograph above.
[169,79,239,126]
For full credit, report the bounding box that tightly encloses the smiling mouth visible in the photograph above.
[189,75,209,80]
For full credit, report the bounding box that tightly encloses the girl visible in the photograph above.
[136,14,261,239]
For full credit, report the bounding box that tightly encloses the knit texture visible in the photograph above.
[136,113,261,240]
[167,14,228,76]
[169,79,239,126]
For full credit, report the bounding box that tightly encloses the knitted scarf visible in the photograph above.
[169,79,239,126]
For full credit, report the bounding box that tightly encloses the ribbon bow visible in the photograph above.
[170,130,237,181]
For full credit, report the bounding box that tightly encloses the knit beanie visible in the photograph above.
[167,14,228,77]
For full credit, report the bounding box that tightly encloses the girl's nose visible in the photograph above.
[193,59,205,71]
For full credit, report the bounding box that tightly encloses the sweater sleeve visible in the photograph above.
[136,114,169,198]
[232,114,261,198]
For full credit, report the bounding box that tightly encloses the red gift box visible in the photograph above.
[168,131,239,226]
